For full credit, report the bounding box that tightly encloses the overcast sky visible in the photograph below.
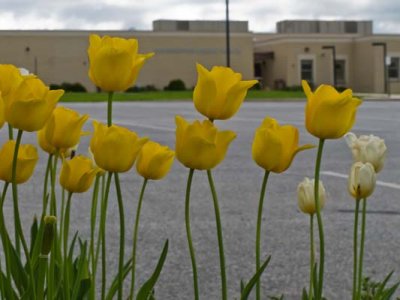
[0,0,399,33]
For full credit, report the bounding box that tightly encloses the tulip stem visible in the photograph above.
[255,170,270,300]
[8,124,13,140]
[63,192,73,300]
[357,198,367,300]
[185,169,199,300]
[130,178,148,299]
[309,214,315,298]
[314,138,325,299]
[36,255,48,300]
[107,92,114,127]
[11,129,36,297]
[89,174,101,300]
[352,199,360,300]
[100,172,113,300]
[41,154,53,217]
[114,172,125,300]
[207,170,227,300]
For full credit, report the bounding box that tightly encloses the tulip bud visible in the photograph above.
[136,141,175,180]
[348,162,376,199]
[41,216,56,255]
[297,177,326,215]
[344,132,387,173]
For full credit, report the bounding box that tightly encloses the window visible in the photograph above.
[300,59,313,84]
[254,62,262,77]
[335,59,346,85]
[388,57,399,79]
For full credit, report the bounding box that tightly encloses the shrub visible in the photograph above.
[164,79,186,91]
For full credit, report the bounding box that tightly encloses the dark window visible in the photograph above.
[345,22,357,33]
[176,21,189,31]
[388,57,399,79]
[301,59,313,84]
[335,59,346,84]
[254,62,262,77]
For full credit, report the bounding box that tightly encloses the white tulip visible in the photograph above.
[348,162,376,199]
[297,177,326,215]
[344,132,387,173]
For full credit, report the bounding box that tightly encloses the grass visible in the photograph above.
[60,90,305,102]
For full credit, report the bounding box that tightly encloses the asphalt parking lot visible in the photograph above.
[2,99,400,299]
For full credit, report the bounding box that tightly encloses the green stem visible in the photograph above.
[207,170,227,300]
[314,138,325,300]
[130,178,148,299]
[41,154,53,217]
[357,198,367,300]
[59,188,66,248]
[185,169,199,300]
[89,174,101,300]
[12,130,23,254]
[0,182,14,300]
[100,172,113,300]
[107,92,114,127]
[11,129,36,298]
[48,154,59,300]
[309,214,315,299]
[50,153,59,216]
[114,173,125,300]
[8,124,13,140]
[63,192,73,300]
[353,199,360,300]
[255,170,270,300]
[36,255,48,300]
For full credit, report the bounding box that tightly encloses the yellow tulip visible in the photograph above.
[0,64,24,102]
[0,140,38,184]
[252,117,314,173]
[302,80,362,139]
[193,63,258,120]
[175,115,236,170]
[5,76,64,132]
[60,155,100,193]
[136,141,175,180]
[0,93,4,129]
[88,34,154,92]
[38,106,89,153]
[90,121,148,173]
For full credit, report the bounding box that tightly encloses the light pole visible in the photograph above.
[322,45,337,87]
[225,0,230,67]
[372,42,389,96]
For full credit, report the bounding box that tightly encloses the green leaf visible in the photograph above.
[136,240,169,300]
[240,255,271,300]
[302,287,309,300]
[29,216,38,255]
[105,258,133,300]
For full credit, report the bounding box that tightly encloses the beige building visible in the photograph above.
[0,19,399,93]
[0,20,254,92]
[255,20,400,94]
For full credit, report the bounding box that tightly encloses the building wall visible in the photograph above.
[0,30,254,92]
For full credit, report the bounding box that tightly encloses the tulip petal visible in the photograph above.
[193,63,218,119]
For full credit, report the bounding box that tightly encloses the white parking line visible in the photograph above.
[96,118,175,132]
[321,171,400,190]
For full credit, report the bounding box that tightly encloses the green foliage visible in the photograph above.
[240,256,271,300]
[50,82,87,92]
[163,79,186,91]
[360,272,400,300]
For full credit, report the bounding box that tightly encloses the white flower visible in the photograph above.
[348,162,376,199]
[344,132,387,173]
[297,177,326,215]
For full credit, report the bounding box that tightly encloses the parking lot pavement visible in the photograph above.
[2,100,400,299]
